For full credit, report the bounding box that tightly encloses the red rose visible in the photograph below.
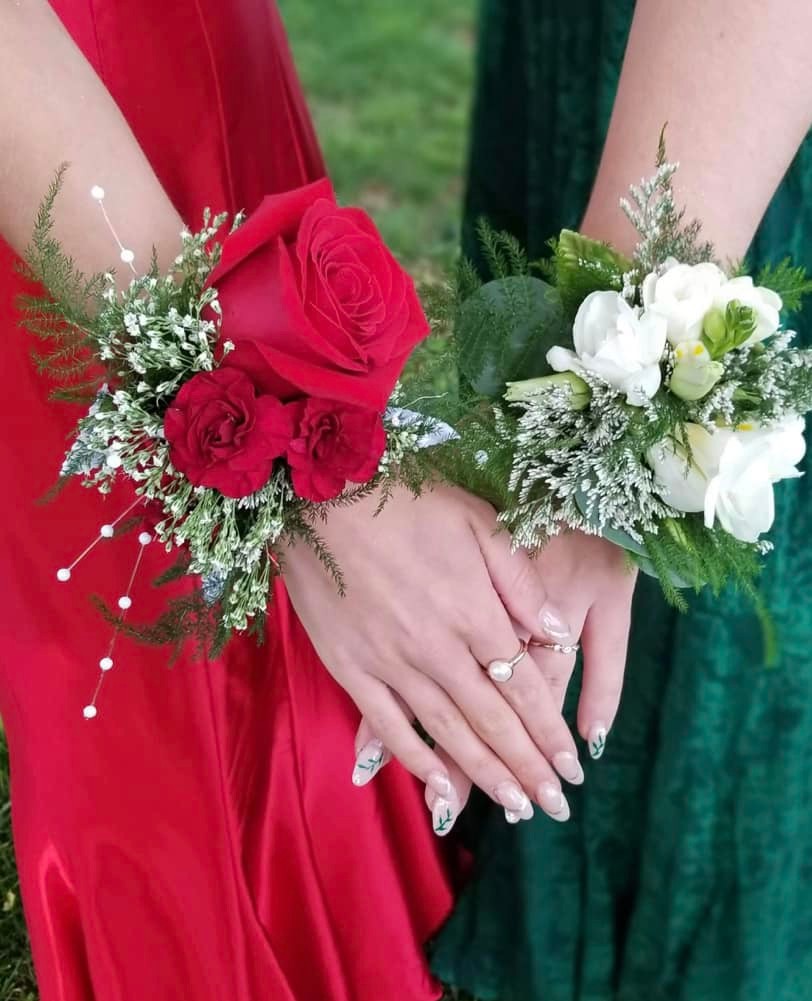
[209,179,428,410]
[164,368,293,498]
[286,399,387,502]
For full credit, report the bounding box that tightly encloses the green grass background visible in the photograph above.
[0,2,476,997]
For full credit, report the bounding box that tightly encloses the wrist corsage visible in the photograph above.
[23,171,445,686]
[407,136,812,609]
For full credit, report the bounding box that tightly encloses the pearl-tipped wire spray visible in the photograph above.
[82,529,153,720]
[55,498,142,583]
[90,185,137,274]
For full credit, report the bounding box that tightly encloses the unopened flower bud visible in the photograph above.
[701,307,728,353]
[669,340,724,401]
[504,372,591,410]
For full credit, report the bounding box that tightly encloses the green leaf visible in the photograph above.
[556,229,633,278]
[456,276,568,398]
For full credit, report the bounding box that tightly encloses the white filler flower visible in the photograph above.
[547,290,667,406]
[647,418,806,542]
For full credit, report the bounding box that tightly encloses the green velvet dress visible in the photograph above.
[431,2,812,1000]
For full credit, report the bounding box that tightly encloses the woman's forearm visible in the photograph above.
[0,0,182,275]
[581,0,812,260]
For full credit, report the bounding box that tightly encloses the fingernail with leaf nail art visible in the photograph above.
[537,782,571,823]
[432,796,457,837]
[587,722,608,760]
[538,604,571,640]
[494,781,534,824]
[351,740,388,787]
[553,751,584,785]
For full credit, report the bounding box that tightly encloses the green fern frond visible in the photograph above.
[17,164,107,393]
[550,229,632,317]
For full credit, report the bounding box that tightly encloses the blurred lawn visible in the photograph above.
[279,0,475,274]
[0,3,475,999]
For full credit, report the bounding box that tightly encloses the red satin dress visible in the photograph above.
[0,3,453,999]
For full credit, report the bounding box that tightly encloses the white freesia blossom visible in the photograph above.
[547,290,667,406]
[702,437,775,543]
[647,423,725,513]
[734,416,806,481]
[713,276,782,345]
[642,259,727,345]
[647,419,806,542]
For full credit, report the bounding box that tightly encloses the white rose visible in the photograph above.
[647,418,806,543]
[547,290,666,406]
[713,276,782,345]
[642,260,727,346]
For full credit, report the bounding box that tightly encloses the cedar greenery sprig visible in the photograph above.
[620,127,715,275]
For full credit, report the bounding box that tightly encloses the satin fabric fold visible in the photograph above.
[0,3,453,998]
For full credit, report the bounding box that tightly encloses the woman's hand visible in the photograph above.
[283,484,584,828]
[355,529,637,832]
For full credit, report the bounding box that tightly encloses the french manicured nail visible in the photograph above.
[494,782,534,824]
[537,782,570,822]
[432,796,457,837]
[351,740,388,787]
[426,770,454,799]
[553,751,584,785]
[538,604,571,640]
[588,722,608,760]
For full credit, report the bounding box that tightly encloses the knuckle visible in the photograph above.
[507,679,542,714]
[475,705,512,744]
[466,752,499,784]
[539,666,570,692]
[534,718,570,754]
[362,707,394,741]
[422,703,464,743]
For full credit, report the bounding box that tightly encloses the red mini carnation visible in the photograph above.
[164,368,293,498]
[286,399,386,502]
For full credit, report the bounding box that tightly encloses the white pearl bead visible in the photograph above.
[99,657,114,672]
[486,660,514,683]
[100,524,115,538]
[106,451,122,469]
[56,567,71,582]
[90,185,105,201]
[138,531,152,546]
[120,249,135,264]
[82,705,98,719]
[118,596,132,610]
